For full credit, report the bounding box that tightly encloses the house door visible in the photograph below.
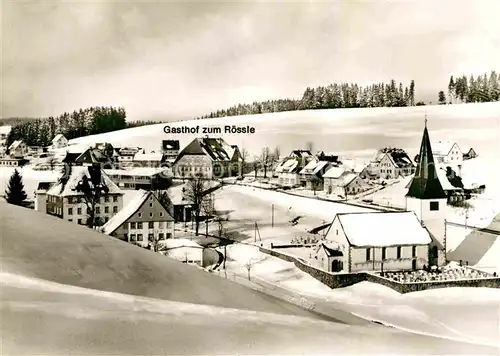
[331,259,343,272]
[412,259,417,270]
[429,245,438,267]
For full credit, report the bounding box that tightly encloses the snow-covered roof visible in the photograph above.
[52,134,66,142]
[46,166,123,197]
[103,167,172,177]
[436,167,461,191]
[323,166,346,179]
[332,212,432,247]
[338,172,358,187]
[275,157,299,174]
[168,184,193,205]
[101,190,151,235]
[134,153,164,161]
[8,140,24,150]
[299,160,330,176]
[164,238,203,261]
[432,141,460,156]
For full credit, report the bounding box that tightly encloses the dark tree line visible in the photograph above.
[5,106,127,148]
[446,71,500,104]
[196,79,416,119]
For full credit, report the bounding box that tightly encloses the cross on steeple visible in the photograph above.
[424,111,428,127]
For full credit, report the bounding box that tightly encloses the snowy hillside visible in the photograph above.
[3,201,499,355]
[67,102,500,158]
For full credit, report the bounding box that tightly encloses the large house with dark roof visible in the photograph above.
[45,164,124,226]
[172,138,241,179]
[101,190,175,248]
[370,148,415,179]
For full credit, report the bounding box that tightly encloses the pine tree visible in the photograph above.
[438,91,447,105]
[409,80,415,106]
[448,76,455,104]
[5,169,28,206]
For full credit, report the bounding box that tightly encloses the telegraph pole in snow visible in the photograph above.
[271,204,274,228]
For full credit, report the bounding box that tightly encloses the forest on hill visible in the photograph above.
[196,79,417,120]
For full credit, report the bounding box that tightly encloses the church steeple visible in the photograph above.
[406,120,447,199]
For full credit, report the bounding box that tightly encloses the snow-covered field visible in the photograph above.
[5,200,499,354]
[4,272,497,355]
[220,243,500,349]
[66,102,500,158]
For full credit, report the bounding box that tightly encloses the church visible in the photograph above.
[322,120,448,273]
[405,119,448,268]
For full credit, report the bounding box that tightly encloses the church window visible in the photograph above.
[430,201,439,211]
[366,248,371,261]
[397,246,402,259]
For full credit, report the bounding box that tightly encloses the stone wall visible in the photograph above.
[260,246,500,293]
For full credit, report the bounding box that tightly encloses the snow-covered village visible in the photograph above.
[2,1,500,355]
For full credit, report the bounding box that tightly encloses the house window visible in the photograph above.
[159,221,165,229]
[138,213,142,218]
[148,233,154,241]
[76,207,81,215]
[68,207,73,215]
[412,246,417,257]
[430,201,439,211]
[150,212,153,217]
[113,206,118,213]
[130,234,136,241]
[78,219,82,225]
[105,206,109,213]
[68,219,72,222]
[137,222,143,229]
[160,212,164,217]
[137,234,143,241]
[148,222,154,229]
[366,248,371,261]
[113,196,118,202]
[150,196,153,201]
[397,246,402,259]
[166,233,172,239]
[159,233,165,240]
[150,203,153,208]
[104,217,109,222]
[131,222,136,229]
[96,206,101,214]
[104,196,109,203]
[382,247,386,260]
[124,233,128,241]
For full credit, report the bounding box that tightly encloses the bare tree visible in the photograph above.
[310,176,322,196]
[149,228,167,253]
[260,147,271,178]
[47,156,58,171]
[240,148,249,177]
[72,164,110,229]
[183,173,211,236]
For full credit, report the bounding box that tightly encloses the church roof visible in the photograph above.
[406,123,447,199]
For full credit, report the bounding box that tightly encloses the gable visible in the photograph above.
[380,153,395,167]
[129,195,174,223]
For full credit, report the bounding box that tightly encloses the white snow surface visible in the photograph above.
[0,125,12,135]
[332,212,432,247]
[4,272,497,355]
[163,238,204,262]
[222,184,373,221]
[221,243,500,349]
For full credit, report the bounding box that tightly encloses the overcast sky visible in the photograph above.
[2,0,500,120]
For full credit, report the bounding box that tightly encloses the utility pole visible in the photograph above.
[223,245,227,269]
[271,204,274,228]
